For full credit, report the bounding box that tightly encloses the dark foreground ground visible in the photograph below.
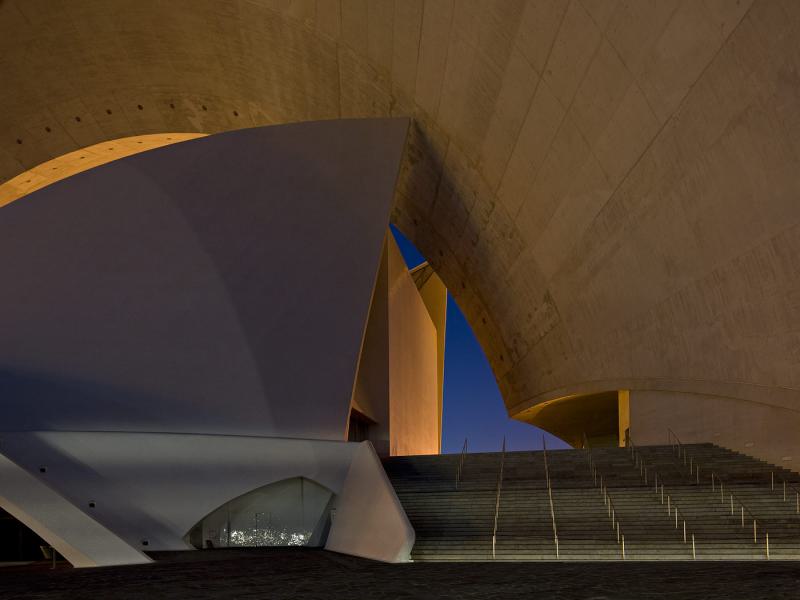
[2,548,799,600]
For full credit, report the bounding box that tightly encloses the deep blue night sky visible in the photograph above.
[390,225,569,454]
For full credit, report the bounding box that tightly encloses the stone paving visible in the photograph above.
[1,548,799,599]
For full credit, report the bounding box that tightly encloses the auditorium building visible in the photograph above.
[1,0,799,566]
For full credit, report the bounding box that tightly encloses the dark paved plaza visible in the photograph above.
[1,549,799,600]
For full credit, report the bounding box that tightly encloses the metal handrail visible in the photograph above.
[671,427,800,515]
[709,472,760,525]
[583,433,625,559]
[667,429,705,485]
[543,435,559,558]
[667,428,683,448]
[628,438,697,558]
[666,430,772,552]
[768,470,800,514]
[491,437,506,559]
[455,438,468,489]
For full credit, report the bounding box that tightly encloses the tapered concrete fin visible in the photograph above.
[0,452,151,567]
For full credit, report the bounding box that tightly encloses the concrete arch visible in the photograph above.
[184,476,336,548]
[1,1,800,461]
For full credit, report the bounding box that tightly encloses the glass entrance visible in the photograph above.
[186,477,334,549]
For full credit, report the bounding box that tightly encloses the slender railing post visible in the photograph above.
[630,435,697,551]
[455,437,468,490]
[491,437,506,559]
[765,470,800,510]
[543,434,559,558]
[678,441,766,555]
[584,432,625,559]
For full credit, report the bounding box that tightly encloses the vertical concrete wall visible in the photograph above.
[411,264,448,452]
[629,390,800,469]
[350,235,442,456]
[387,237,440,456]
[350,238,391,454]
[618,390,630,447]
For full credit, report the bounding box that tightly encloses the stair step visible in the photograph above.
[384,443,800,561]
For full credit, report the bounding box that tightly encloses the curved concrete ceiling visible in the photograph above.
[1,0,799,420]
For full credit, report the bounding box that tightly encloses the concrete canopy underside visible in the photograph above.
[1,1,800,456]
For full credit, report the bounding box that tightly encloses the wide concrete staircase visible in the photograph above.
[636,443,800,559]
[382,444,800,561]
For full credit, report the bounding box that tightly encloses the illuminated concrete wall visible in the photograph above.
[387,237,440,456]
[411,263,448,450]
[350,234,441,456]
[519,391,620,449]
[0,133,207,207]
[1,1,799,465]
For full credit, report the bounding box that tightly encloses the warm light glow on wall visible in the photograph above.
[0,133,208,208]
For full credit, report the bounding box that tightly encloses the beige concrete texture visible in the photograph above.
[618,390,630,448]
[0,133,206,207]
[350,235,440,456]
[411,262,448,450]
[629,390,800,470]
[387,236,440,456]
[517,390,619,448]
[2,1,800,456]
